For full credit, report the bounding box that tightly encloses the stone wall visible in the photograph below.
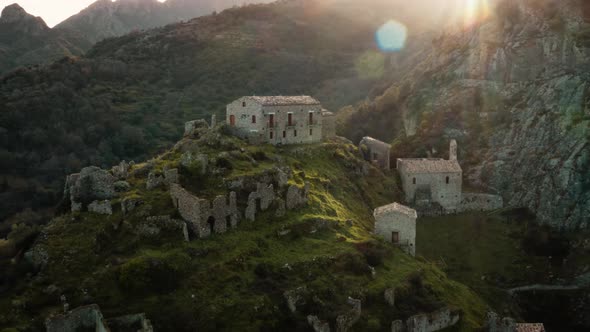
[457,193,503,212]
[171,180,308,240]
[398,170,463,211]
[359,137,391,170]
[406,307,460,332]
[390,307,460,332]
[46,304,109,332]
[374,204,417,256]
[170,184,239,239]
[226,97,323,145]
[321,110,336,140]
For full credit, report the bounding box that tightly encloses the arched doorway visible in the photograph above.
[207,216,215,235]
[229,115,236,126]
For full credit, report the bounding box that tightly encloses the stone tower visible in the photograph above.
[211,114,217,128]
[449,140,458,161]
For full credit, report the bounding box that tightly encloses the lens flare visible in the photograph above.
[375,20,408,52]
[463,0,490,28]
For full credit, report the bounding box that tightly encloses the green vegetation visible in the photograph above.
[416,211,581,317]
[0,132,489,331]
[0,1,385,226]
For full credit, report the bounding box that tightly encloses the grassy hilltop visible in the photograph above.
[0,127,487,331]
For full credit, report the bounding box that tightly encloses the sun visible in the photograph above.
[463,0,490,28]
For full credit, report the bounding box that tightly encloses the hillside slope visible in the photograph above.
[0,125,488,331]
[0,0,449,227]
[54,0,274,44]
[340,0,590,229]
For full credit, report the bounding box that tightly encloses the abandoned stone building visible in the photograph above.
[226,96,335,145]
[373,202,417,256]
[397,140,463,212]
[359,136,391,170]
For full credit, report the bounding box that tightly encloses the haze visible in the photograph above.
[0,0,166,27]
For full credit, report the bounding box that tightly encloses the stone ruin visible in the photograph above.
[170,178,309,239]
[170,184,239,238]
[390,307,460,332]
[45,304,153,332]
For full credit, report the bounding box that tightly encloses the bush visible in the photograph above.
[355,241,388,267]
[215,156,234,170]
[119,251,190,293]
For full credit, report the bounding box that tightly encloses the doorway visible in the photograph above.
[391,231,400,244]
[207,216,216,235]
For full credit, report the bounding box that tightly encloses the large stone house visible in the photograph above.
[397,140,462,211]
[374,202,417,256]
[226,96,334,145]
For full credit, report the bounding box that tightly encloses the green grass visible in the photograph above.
[416,212,555,316]
[0,134,489,331]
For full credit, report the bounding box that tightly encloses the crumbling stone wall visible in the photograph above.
[46,304,109,332]
[359,136,391,170]
[170,184,239,238]
[390,307,461,332]
[406,307,460,332]
[245,183,276,221]
[457,193,503,212]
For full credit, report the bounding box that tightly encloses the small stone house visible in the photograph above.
[359,136,391,170]
[226,96,334,145]
[373,202,417,256]
[397,140,462,211]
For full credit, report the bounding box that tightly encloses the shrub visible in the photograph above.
[119,251,190,293]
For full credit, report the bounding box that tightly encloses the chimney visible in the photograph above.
[449,140,458,161]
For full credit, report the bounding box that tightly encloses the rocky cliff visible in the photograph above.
[54,0,274,44]
[347,0,590,229]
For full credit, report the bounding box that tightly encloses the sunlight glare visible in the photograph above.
[375,20,408,53]
[463,0,490,28]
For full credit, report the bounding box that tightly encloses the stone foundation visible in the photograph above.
[457,193,503,213]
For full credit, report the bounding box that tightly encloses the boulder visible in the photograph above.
[384,288,395,307]
[184,119,210,137]
[284,286,307,313]
[336,297,361,332]
[164,168,179,184]
[121,197,143,215]
[88,200,112,215]
[391,320,404,332]
[67,166,116,206]
[114,181,131,192]
[111,161,130,180]
[146,171,165,190]
[308,315,331,332]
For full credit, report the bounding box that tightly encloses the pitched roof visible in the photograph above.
[374,202,417,219]
[360,136,391,150]
[247,96,321,106]
[516,324,545,332]
[397,158,462,174]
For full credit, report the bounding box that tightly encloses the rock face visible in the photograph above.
[65,166,116,210]
[45,304,109,332]
[336,297,361,332]
[88,200,113,215]
[55,0,274,44]
[364,0,590,229]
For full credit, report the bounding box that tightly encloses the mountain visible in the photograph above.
[340,0,590,229]
[0,0,273,75]
[54,0,274,45]
[0,0,450,231]
[0,4,88,74]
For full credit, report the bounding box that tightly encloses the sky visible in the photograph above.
[0,0,166,27]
